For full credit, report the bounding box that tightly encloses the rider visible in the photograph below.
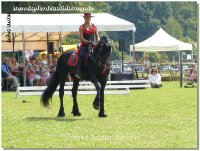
[75,13,100,79]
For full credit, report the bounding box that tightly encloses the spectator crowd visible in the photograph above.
[2,53,58,90]
[2,53,197,90]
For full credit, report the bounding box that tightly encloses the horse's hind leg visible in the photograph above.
[58,77,66,117]
[71,80,81,116]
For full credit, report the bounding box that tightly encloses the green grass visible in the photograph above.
[1,82,198,149]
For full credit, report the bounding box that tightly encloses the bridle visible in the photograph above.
[88,41,110,67]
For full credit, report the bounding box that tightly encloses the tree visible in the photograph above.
[159,53,169,63]
[110,40,121,60]
[144,52,160,63]
[62,36,80,45]
[163,17,183,40]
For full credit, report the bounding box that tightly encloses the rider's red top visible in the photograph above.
[78,24,97,55]
[81,24,97,45]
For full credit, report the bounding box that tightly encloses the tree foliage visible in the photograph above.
[108,2,197,62]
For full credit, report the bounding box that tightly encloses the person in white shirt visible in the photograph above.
[41,61,50,86]
[148,68,162,88]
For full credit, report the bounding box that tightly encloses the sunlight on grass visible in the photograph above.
[1,82,197,148]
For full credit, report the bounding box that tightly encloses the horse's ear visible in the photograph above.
[104,36,111,43]
[104,43,111,47]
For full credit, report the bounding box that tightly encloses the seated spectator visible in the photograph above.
[1,57,19,89]
[148,68,162,88]
[41,61,50,86]
[188,69,197,85]
[11,57,19,73]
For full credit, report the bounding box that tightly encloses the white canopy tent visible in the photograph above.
[130,28,192,52]
[1,13,136,32]
[130,28,193,87]
[1,13,136,51]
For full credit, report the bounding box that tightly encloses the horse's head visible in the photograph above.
[94,36,111,63]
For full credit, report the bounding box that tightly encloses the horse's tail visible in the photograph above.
[40,71,59,107]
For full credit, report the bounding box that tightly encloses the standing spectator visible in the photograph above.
[41,61,50,86]
[31,56,41,85]
[26,64,35,86]
[49,57,57,74]
[48,57,53,68]
[135,54,142,64]
[35,57,41,66]
[41,53,48,65]
[34,58,42,85]
[148,68,162,88]
[18,63,24,86]
[26,57,36,86]
[1,57,19,89]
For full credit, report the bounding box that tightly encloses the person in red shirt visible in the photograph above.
[75,13,100,78]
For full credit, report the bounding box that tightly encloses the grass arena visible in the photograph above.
[1,81,197,149]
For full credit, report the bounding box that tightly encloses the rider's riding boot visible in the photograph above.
[75,58,82,79]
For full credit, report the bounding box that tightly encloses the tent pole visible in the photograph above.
[59,31,62,53]
[122,49,124,73]
[47,32,49,56]
[132,30,136,79]
[179,50,183,87]
[12,32,15,52]
[191,49,194,63]
[22,31,26,86]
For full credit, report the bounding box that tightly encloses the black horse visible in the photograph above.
[40,36,111,117]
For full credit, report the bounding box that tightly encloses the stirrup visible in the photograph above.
[75,74,81,79]
[75,71,82,79]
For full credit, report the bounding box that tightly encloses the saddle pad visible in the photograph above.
[68,51,79,67]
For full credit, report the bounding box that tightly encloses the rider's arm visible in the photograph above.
[79,25,88,44]
[95,28,100,42]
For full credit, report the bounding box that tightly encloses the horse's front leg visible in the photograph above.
[58,78,65,117]
[99,79,107,117]
[71,80,81,116]
[91,75,101,110]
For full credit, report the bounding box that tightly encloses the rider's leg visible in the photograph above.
[76,57,83,78]
[76,45,88,78]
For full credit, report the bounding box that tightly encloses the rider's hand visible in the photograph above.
[88,41,95,46]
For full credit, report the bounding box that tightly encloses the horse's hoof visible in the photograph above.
[57,113,65,117]
[71,111,82,116]
[98,113,107,117]
[93,104,100,110]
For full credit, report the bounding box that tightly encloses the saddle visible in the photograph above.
[68,44,95,67]
[68,51,89,67]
